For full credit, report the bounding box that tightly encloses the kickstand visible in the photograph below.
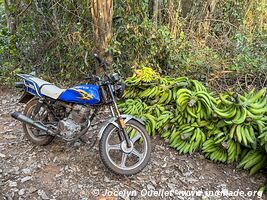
[73,136,97,150]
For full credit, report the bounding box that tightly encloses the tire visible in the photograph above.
[22,98,54,145]
[99,119,151,175]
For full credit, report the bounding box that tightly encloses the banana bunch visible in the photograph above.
[139,86,161,99]
[227,139,242,163]
[169,125,206,154]
[157,89,173,105]
[190,79,207,92]
[125,66,160,86]
[205,121,222,137]
[118,99,147,115]
[214,93,246,124]
[159,76,187,85]
[123,87,140,99]
[202,138,228,162]
[229,124,257,148]
[170,110,187,125]
[140,113,157,137]
[202,137,241,163]
[245,88,267,104]
[145,104,166,118]
[158,123,174,139]
[159,122,179,138]
[258,126,267,152]
[215,89,267,125]
[253,117,267,134]
[140,111,173,137]
[176,88,216,121]
[143,82,189,105]
[212,128,229,144]
[159,76,190,89]
[238,149,267,175]
[156,111,174,129]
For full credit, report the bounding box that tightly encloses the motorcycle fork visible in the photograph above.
[107,84,131,147]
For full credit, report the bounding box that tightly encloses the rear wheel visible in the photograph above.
[23,98,55,145]
[99,119,151,175]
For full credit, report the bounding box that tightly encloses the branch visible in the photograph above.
[17,0,33,18]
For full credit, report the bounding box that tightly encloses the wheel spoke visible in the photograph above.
[107,143,121,152]
[131,132,142,143]
[120,153,128,168]
[131,148,144,159]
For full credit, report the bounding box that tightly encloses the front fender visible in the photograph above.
[98,115,145,139]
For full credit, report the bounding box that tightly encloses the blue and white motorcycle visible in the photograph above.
[11,54,151,175]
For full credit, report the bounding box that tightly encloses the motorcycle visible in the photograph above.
[11,54,151,175]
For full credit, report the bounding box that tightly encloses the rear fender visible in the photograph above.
[98,115,145,139]
[18,92,34,103]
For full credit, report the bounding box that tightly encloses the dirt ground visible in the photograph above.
[0,87,266,200]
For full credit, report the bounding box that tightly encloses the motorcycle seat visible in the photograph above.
[28,77,66,99]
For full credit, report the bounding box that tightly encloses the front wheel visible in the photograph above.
[99,119,151,175]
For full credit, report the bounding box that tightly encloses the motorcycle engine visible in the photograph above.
[58,105,91,140]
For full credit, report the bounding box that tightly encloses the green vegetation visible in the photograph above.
[0,0,266,89]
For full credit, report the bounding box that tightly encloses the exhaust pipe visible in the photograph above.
[11,112,55,135]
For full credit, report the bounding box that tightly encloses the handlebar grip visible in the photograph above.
[94,54,103,64]
[93,53,109,71]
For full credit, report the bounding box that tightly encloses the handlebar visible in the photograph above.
[84,54,114,83]
[93,54,108,71]
[84,75,101,83]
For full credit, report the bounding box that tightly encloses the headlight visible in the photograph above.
[115,82,125,99]
[111,73,120,82]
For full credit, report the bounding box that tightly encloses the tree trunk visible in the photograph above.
[258,0,266,32]
[243,0,266,41]
[153,0,159,26]
[4,0,17,34]
[91,0,113,74]
[181,0,193,18]
[201,0,217,38]
[167,0,181,38]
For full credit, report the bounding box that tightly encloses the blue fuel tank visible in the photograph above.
[59,84,100,105]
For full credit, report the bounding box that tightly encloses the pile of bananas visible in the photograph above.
[119,66,267,175]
